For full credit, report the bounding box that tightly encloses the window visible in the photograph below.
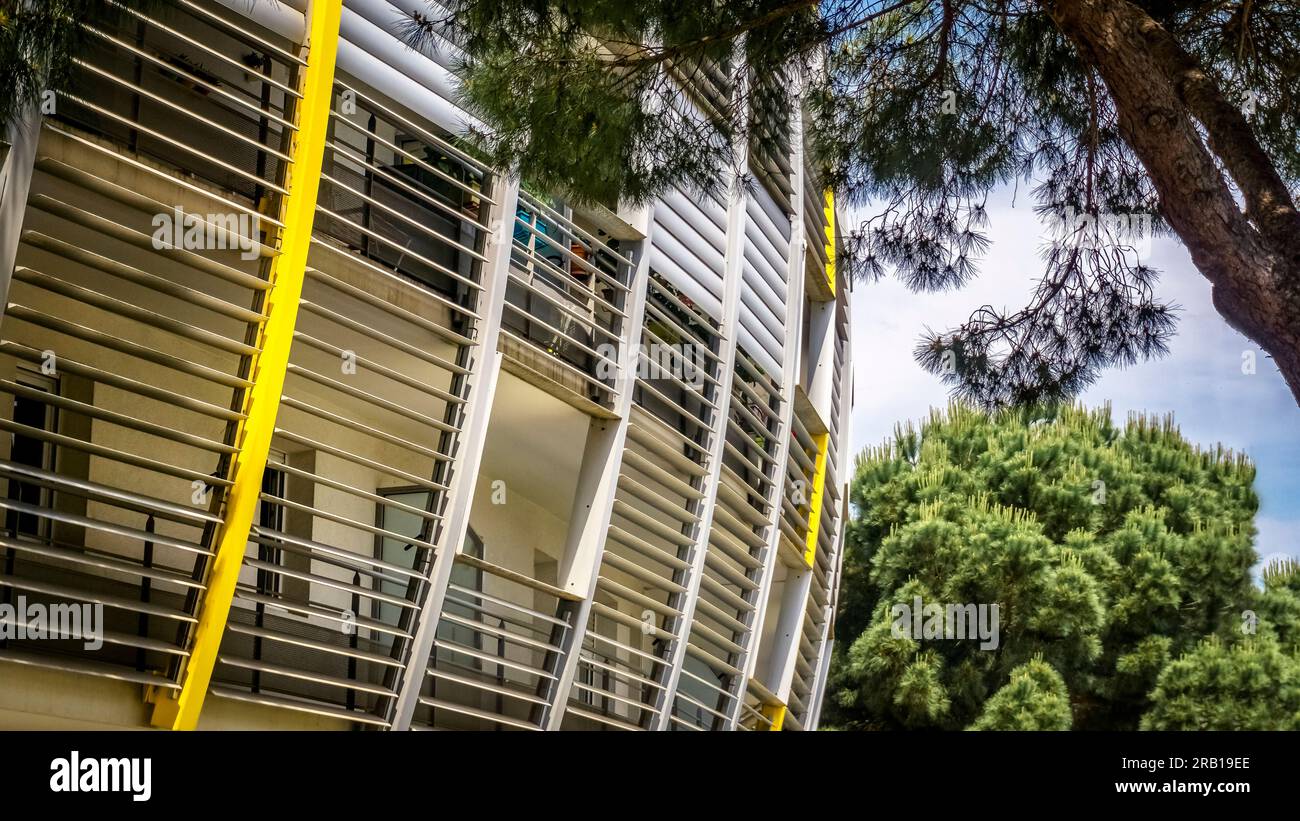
[436,524,484,669]
[373,488,483,656]
[677,653,728,730]
[247,460,286,693]
[253,464,286,597]
[4,370,58,541]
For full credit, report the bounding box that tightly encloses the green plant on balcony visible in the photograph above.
[645,318,681,346]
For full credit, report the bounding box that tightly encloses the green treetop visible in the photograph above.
[826,402,1298,730]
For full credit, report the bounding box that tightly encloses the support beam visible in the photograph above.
[544,208,653,730]
[806,302,853,730]
[804,432,830,567]
[767,566,814,705]
[805,528,846,730]
[807,613,837,729]
[387,175,520,731]
[151,0,341,730]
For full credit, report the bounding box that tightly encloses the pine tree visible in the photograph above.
[0,1,146,121]
[971,658,1074,730]
[1140,558,1300,730]
[1140,636,1300,730]
[825,402,1273,730]
[394,0,1299,407]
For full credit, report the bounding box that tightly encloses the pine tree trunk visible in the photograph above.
[1049,0,1300,404]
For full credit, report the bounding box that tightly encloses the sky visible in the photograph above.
[847,184,1300,567]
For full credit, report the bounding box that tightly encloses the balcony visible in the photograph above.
[409,374,589,731]
[501,193,635,414]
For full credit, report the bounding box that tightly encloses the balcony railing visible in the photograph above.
[564,411,710,731]
[314,80,490,311]
[61,0,299,210]
[747,66,795,213]
[501,192,634,410]
[413,542,581,731]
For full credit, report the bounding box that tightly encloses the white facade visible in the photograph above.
[0,0,851,731]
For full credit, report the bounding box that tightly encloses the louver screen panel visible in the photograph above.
[334,0,479,138]
[738,183,791,381]
[651,185,729,322]
[0,0,300,696]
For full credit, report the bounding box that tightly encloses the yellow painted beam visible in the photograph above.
[822,188,836,294]
[803,432,830,568]
[151,0,342,730]
[761,702,787,731]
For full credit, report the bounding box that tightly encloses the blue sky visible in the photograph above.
[847,184,1300,567]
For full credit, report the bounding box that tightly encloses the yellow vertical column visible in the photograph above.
[822,188,836,293]
[762,703,787,731]
[803,432,830,568]
[150,0,342,730]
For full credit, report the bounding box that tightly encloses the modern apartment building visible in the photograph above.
[0,0,852,731]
